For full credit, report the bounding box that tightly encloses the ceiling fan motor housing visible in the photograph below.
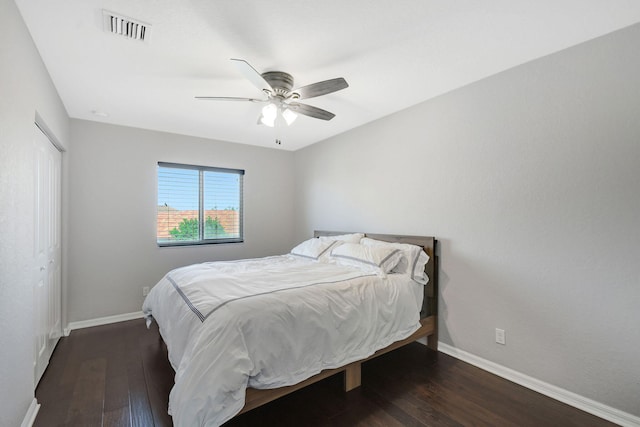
[262,71,295,97]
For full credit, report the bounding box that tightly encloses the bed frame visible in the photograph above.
[239,231,439,415]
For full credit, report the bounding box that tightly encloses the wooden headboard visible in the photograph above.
[313,231,438,319]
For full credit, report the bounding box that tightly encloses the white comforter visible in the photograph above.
[142,255,423,426]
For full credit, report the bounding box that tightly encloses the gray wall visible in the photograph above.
[0,0,70,425]
[67,120,296,322]
[294,24,640,416]
[4,0,638,421]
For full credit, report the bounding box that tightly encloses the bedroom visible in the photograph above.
[1,0,639,426]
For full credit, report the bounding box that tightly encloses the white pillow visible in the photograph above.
[330,243,402,274]
[360,237,430,284]
[290,238,338,261]
[318,233,364,244]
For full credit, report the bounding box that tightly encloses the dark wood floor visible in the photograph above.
[35,319,615,427]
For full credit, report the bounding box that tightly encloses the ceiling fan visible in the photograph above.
[196,59,349,127]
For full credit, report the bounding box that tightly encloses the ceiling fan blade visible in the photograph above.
[288,102,336,121]
[230,58,274,93]
[294,78,348,100]
[195,96,264,102]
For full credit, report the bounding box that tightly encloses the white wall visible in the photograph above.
[67,120,295,322]
[294,24,640,417]
[0,0,70,425]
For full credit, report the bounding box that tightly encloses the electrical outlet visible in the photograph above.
[495,328,506,345]
[142,286,150,297]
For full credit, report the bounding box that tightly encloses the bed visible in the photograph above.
[142,231,438,426]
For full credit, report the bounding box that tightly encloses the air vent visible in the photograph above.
[103,10,150,42]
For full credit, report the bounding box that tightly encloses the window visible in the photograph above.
[157,162,244,246]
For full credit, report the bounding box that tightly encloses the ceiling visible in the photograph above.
[15,1,640,151]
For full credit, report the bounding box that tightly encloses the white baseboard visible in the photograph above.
[21,398,40,427]
[64,311,144,335]
[438,342,640,427]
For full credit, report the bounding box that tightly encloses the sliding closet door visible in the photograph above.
[33,124,62,386]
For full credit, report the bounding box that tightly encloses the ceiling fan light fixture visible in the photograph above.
[282,108,297,126]
[259,115,275,127]
[260,103,277,127]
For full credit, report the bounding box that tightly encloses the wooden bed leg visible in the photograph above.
[427,337,438,351]
[427,326,438,351]
[344,362,361,391]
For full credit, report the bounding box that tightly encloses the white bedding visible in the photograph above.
[142,255,424,426]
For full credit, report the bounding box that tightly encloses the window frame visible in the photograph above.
[157,161,244,247]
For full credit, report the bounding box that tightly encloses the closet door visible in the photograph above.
[33,124,62,386]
